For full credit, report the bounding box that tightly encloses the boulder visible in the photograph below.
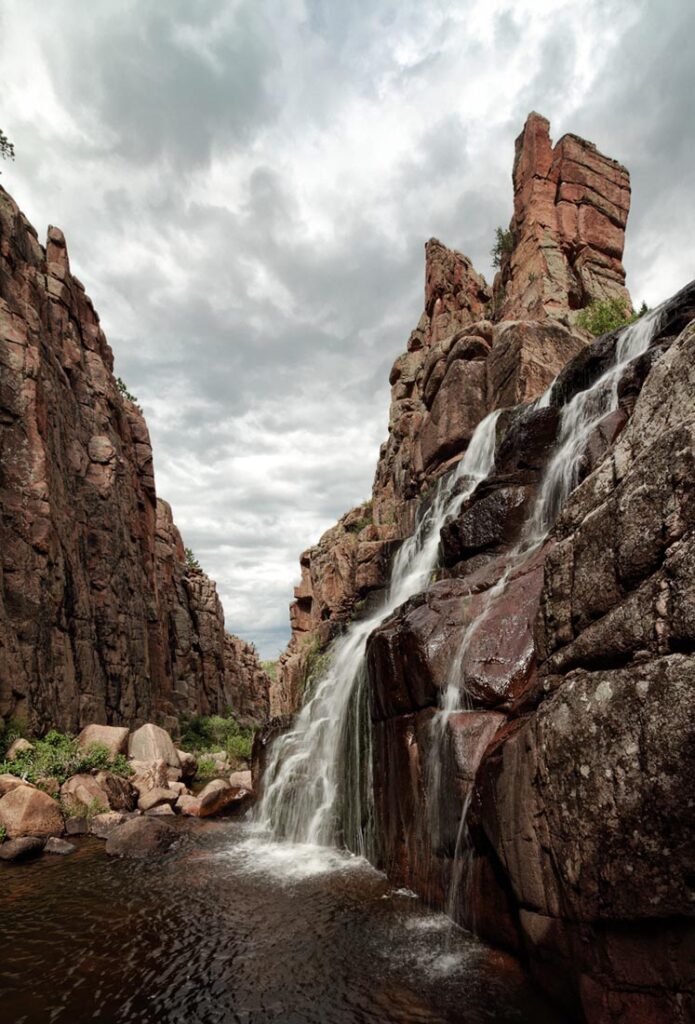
[0,774,30,796]
[131,759,169,792]
[196,779,242,817]
[0,836,45,861]
[128,724,180,768]
[60,774,108,814]
[77,724,129,758]
[44,837,76,855]
[144,804,175,817]
[228,770,253,793]
[6,737,33,760]
[104,817,178,859]
[65,816,89,836]
[137,787,177,812]
[0,784,64,838]
[175,794,201,816]
[176,750,197,779]
[93,771,137,812]
[89,811,128,839]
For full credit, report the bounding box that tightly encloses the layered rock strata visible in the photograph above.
[494,111,632,321]
[0,185,269,733]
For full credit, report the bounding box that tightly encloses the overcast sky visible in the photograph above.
[1,0,693,658]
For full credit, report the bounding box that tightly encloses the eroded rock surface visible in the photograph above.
[0,185,270,732]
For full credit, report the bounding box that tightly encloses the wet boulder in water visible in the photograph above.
[105,817,178,859]
[44,837,76,855]
[440,483,534,566]
[137,787,178,813]
[0,836,46,861]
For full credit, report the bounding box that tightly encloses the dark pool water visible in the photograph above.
[0,819,566,1024]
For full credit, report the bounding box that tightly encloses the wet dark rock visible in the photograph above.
[104,817,177,859]
[0,836,45,861]
[44,837,76,855]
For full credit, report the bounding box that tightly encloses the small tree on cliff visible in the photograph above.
[0,129,15,171]
[184,547,202,573]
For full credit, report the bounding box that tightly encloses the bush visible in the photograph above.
[576,297,634,336]
[491,227,513,268]
[0,825,6,843]
[0,731,133,785]
[178,711,254,768]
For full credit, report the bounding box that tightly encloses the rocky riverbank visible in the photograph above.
[0,722,254,862]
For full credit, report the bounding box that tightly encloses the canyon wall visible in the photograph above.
[0,185,269,734]
[272,113,694,1021]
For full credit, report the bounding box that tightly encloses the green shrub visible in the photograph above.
[491,226,513,268]
[0,825,6,843]
[195,756,218,780]
[178,711,254,769]
[576,297,635,336]
[116,376,138,403]
[0,716,28,759]
[0,732,132,785]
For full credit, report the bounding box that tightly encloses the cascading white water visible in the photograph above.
[257,408,503,855]
[434,306,666,921]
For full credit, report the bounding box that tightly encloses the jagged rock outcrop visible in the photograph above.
[0,184,269,733]
[271,113,692,1021]
[494,112,632,322]
[367,285,695,1022]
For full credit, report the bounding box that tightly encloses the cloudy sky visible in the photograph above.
[1,0,693,658]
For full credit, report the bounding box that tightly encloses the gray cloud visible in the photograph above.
[1,0,693,657]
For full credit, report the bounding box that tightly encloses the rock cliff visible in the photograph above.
[270,114,694,1021]
[0,185,269,734]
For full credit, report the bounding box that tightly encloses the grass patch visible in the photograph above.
[0,730,133,786]
[178,712,254,768]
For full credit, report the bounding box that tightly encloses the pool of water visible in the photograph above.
[0,819,566,1024]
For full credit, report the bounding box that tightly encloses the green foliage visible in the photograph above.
[491,226,513,268]
[345,500,373,535]
[0,732,133,786]
[0,825,6,843]
[196,756,217,780]
[0,716,28,759]
[302,635,332,695]
[115,376,138,403]
[261,660,277,682]
[60,795,108,820]
[178,711,253,768]
[184,547,202,573]
[576,297,635,337]
[0,129,15,172]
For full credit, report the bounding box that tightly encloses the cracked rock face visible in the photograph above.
[0,185,269,732]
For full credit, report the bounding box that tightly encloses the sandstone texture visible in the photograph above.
[0,784,64,838]
[0,185,270,733]
[494,111,632,322]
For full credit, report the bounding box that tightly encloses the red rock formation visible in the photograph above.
[494,112,632,322]
[275,235,585,716]
[0,184,269,733]
[368,286,695,1022]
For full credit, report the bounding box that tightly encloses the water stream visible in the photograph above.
[0,819,566,1024]
[257,409,502,855]
[437,307,665,915]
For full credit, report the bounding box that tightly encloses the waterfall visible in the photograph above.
[436,306,666,922]
[256,408,503,855]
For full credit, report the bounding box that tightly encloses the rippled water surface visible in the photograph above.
[0,819,565,1024]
